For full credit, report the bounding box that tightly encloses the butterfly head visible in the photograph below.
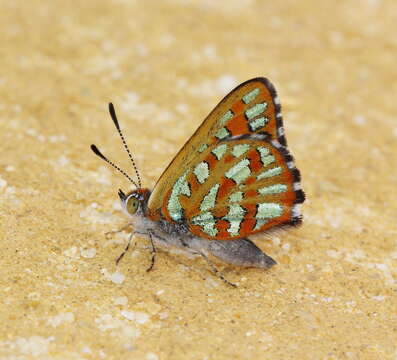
[118,188,150,217]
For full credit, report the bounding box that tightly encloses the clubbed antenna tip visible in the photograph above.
[108,103,142,188]
[108,103,120,129]
[91,144,106,160]
[90,143,139,188]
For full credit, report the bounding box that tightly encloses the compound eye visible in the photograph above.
[126,196,139,215]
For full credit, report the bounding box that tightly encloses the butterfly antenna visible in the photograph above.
[108,103,142,188]
[90,144,139,188]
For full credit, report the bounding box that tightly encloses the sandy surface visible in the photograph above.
[1,0,396,359]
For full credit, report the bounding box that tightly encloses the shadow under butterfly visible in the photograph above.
[91,77,305,287]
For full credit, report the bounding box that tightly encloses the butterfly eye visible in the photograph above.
[126,196,139,215]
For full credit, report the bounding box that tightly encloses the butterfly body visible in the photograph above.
[118,188,277,268]
[92,77,305,273]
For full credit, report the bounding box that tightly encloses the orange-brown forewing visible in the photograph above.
[147,77,304,240]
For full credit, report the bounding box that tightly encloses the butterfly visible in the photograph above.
[91,77,305,286]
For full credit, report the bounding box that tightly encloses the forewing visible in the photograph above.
[148,77,288,217]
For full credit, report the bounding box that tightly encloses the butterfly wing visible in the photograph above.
[147,77,304,239]
[185,138,304,239]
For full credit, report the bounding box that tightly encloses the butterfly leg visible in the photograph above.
[146,231,157,272]
[177,238,236,286]
[105,223,132,240]
[197,251,237,288]
[116,231,136,265]
[177,239,236,287]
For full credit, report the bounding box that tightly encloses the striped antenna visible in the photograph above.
[90,144,139,188]
[108,103,142,188]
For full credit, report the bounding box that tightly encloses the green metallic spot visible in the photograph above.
[257,146,274,166]
[245,102,267,120]
[249,116,268,131]
[215,127,230,139]
[254,219,267,230]
[263,155,275,166]
[231,144,250,157]
[194,162,209,184]
[211,144,228,160]
[200,184,220,211]
[180,181,190,196]
[256,203,283,219]
[257,146,269,158]
[198,144,208,153]
[223,204,246,236]
[167,171,190,221]
[257,166,282,180]
[225,159,251,184]
[242,88,260,104]
[192,211,218,236]
[192,211,212,225]
[258,184,288,195]
[218,110,234,125]
[233,167,250,184]
[229,191,243,203]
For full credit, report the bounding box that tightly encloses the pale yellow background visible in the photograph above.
[1,1,396,359]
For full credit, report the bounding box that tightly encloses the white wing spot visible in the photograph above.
[270,139,282,149]
[292,204,302,218]
[287,161,295,169]
[293,182,301,191]
[277,127,285,136]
